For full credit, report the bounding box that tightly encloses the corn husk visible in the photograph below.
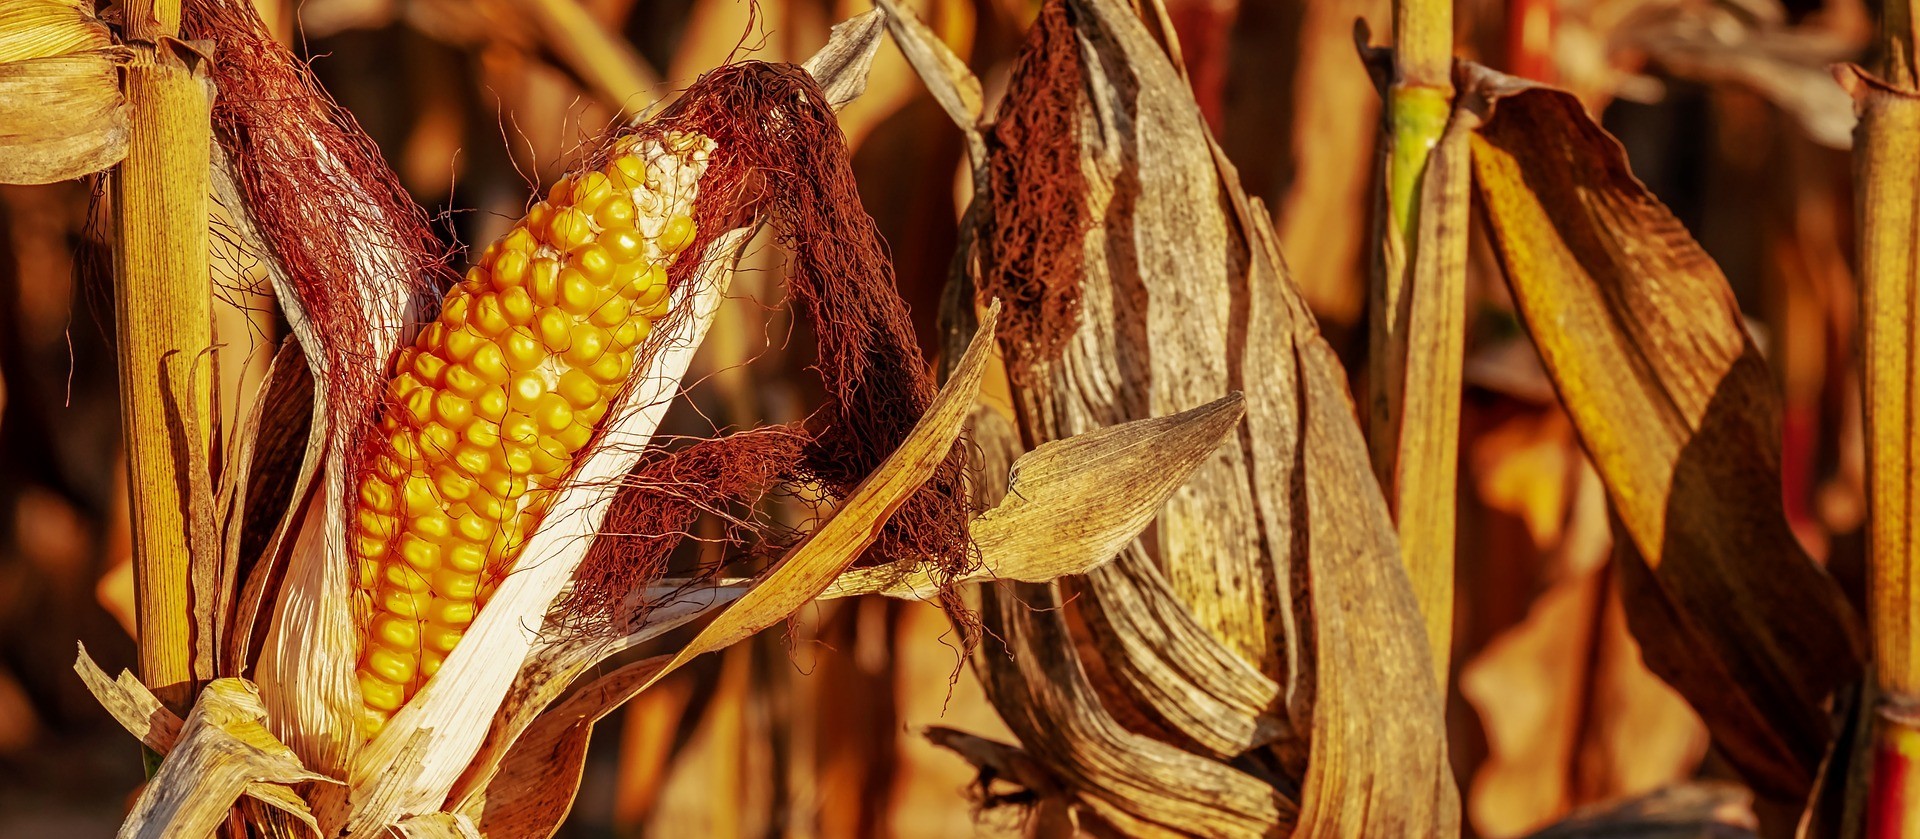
[0,0,128,184]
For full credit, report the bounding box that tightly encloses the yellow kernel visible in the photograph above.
[501,414,540,446]
[501,446,535,476]
[412,510,453,541]
[590,295,631,330]
[548,175,574,206]
[556,369,601,409]
[463,267,489,293]
[444,364,488,399]
[612,317,650,348]
[563,324,610,367]
[359,672,406,711]
[372,615,419,649]
[433,391,473,428]
[400,386,434,426]
[471,294,510,336]
[432,568,480,600]
[492,250,529,291]
[509,373,546,411]
[559,269,599,315]
[453,445,492,477]
[398,534,441,572]
[610,154,647,188]
[366,647,417,684]
[358,508,397,540]
[586,350,629,383]
[470,343,509,384]
[659,215,696,254]
[357,560,379,591]
[420,423,458,458]
[526,203,553,239]
[464,419,501,449]
[388,430,420,464]
[596,197,637,230]
[373,454,405,481]
[530,442,569,474]
[446,327,483,363]
[549,208,595,251]
[413,353,448,386]
[440,294,471,329]
[571,171,612,212]
[354,534,388,563]
[502,227,534,253]
[384,563,430,593]
[576,399,609,428]
[500,286,536,325]
[557,422,593,452]
[432,468,472,504]
[503,328,543,371]
[634,269,668,307]
[420,651,445,680]
[603,228,646,263]
[447,542,487,574]
[536,309,572,351]
[423,624,465,654]
[571,245,616,283]
[533,394,574,434]
[452,511,491,543]
[381,587,428,619]
[529,258,561,307]
[476,388,508,422]
[429,599,476,625]
[420,323,447,354]
[359,478,397,513]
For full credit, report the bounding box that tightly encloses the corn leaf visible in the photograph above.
[111,676,334,839]
[825,393,1249,599]
[1462,62,1865,802]
[0,0,127,184]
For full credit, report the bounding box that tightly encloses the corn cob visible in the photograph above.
[352,133,715,735]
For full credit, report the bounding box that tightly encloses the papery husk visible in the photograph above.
[1462,62,1865,803]
[881,0,1459,832]
[0,0,128,184]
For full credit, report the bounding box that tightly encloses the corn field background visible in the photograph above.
[0,0,1906,835]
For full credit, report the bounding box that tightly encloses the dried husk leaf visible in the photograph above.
[77,646,325,835]
[115,677,334,839]
[0,52,130,184]
[1521,783,1758,839]
[388,812,482,839]
[824,394,1250,599]
[1462,62,1865,802]
[344,228,755,832]
[0,0,127,184]
[453,655,669,837]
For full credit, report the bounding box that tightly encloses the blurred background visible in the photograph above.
[0,0,1871,834]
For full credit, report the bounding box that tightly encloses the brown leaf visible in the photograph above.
[1463,63,1865,802]
[1521,783,1759,839]
[1461,464,1709,837]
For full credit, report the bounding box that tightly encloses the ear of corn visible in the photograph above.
[351,133,715,735]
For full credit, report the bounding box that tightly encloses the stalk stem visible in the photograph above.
[1369,0,1462,682]
[114,0,212,710]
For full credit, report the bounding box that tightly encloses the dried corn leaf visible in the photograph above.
[389,812,482,838]
[0,0,126,184]
[626,300,993,696]
[0,52,129,184]
[1462,63,1864,801]
[117,678,334,839]
[455,655,669,837]
[824,394,1249,600]
[1461,466,1708,837]
[1521,783,1758,839]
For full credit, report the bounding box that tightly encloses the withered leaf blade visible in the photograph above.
[826,393,1251,599]
[1462,62,1865,802]
[1521,783,1758,839]
[114,677,334,839]
[455,655,670,838]
[0,52,130,184]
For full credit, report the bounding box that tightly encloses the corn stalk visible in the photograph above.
[1848,0,1920,828]
[1370,0,1467,680]
[113,0,212,711]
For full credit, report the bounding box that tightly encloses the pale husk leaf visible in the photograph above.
[115,677,334,839]
[0,52,129,184]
